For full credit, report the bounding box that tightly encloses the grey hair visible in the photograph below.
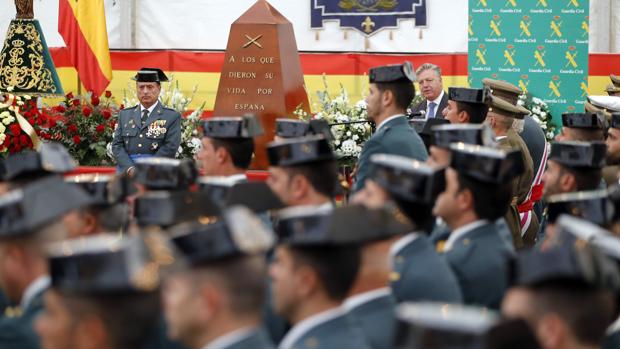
[415,63,442,78]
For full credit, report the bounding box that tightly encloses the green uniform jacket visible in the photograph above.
[0,287,46,349]
[443,222,515,310]
[353,116,427,192]
[346,292,396,349]
[279,312,371,349]
[391,235,463,303]
[112,102,182,170]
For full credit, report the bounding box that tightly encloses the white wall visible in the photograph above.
[0,0,617,53]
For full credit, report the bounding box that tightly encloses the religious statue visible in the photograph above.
[15,0,34,20]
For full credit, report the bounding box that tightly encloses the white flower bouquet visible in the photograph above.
[518,93,556,142]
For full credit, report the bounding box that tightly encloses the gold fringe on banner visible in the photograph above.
[344,30,348,40]
[6,94,40,150]
[315,31,320,41]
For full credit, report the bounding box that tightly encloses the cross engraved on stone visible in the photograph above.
[243,34,263,49]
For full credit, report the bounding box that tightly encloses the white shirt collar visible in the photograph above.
[495,135,507,141]
[201,327,256,349]
[343,287,391,312]
[21,275,50,309]
[389,232,422,258]
[140,101,159,115]
[276,201,334,220]
[199,174,247,187]
[443,220,489,252]
[426,90,445,118]
[278,307,345,349]
[376,114,404,132]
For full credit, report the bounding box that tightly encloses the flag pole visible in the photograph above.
[77,74,81,95]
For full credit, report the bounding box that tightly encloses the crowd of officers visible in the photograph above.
[1,65,620,349]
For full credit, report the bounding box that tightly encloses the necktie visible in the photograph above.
[141,109,149,126]
[428,102,437,119]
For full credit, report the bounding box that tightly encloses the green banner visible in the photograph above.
[468,0,589,126]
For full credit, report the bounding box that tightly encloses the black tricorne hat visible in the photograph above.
[132,67,169,83]
[449,144,524,184]
[133,157,198,190]
[561,112,606,130]
[369,61,416,83]
[203,115,263,139]
[431,124,496,149]
[370,154,446,205]
[548,141,606,169]
[267,135,335,167]
[0,142,76,181]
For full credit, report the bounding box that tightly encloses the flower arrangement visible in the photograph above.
[295,80,372,168]
[123,78,205,158]
[518,93,556,142]
[45,91,119,166]
[0,92,46,155]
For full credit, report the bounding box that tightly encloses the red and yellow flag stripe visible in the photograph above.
[47,49,619,113]
[58,0,112,96]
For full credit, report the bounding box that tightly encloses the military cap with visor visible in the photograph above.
[482,78,523,105]
[487,95,530,119]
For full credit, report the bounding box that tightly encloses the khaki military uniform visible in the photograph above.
[497,129,537,248]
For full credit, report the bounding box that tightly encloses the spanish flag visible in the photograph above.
[58,0,112,96]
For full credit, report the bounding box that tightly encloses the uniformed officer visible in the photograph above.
[503,215,620,349]
[485,95,536,248]
[555,112,606,142]
[441,86,490,124]
[483,78,549,227]
[196,115,262,184]
[63,174,130,237]
[606,113,620,185]
[0,176,92,349]
[395,303,540,349]
[353,62,428,192]
[341,206,413,349]
[266,135,337,208]
[163,207,276,349]
[433,144,520,309]
[35,234,169,349]
[607,74,620,96]
[271,207,371,349]
[542,141,606,198]
[112,68,182,174]
[352,154,463,304]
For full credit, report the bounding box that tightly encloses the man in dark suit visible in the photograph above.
[163,209,276,349]
[112,68,182,174]
[410,63,448,119]
[353,62,427,192]
[433,144,520,309]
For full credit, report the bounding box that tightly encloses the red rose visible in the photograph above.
[82,106,92,117]
[96,124,105,133]
[68,124,78,133]
[56,105,66,113]
[19,135,29,146]
[27,117,34,125]
[102,110,112,119]
[3,135,10,147]
[73,135,81,144]
[120,104,125,110]
[9,124,21,135]
[91,95,100,106]
[72,99,80,107]
[105,90,112,98]
[48,119,57,128]
[66,92,74,99]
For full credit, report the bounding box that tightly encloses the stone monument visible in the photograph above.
[213,0,310,169]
